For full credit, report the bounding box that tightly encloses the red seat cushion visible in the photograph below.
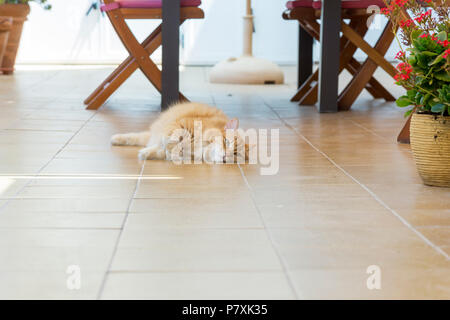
[102,0,201,11]
[286,0,386,10]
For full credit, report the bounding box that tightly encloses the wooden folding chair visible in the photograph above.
[283,0,396,107]
[283,1,413,142]
[84,0,204,110]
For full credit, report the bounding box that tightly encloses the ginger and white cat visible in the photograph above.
[111,102,248,163]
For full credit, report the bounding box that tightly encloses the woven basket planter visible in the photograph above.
[0,4,30,75]
[0,16,12,68]
[410,113,450,187]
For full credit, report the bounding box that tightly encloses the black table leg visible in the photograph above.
[298,24,313,89]
[318,0,341,113]
[162,0,180,110]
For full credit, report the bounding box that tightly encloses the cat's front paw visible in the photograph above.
[111,134,126,146]
[138,147,165,161]
[138,148,151,161]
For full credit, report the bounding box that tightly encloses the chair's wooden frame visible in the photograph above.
[284,7,395,106]
[285,8,395,106]
[284,6,413,143]
[338,19,397,110]
[84,0,204,110]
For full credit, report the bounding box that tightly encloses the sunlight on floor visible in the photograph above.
[0,178,15,196]
[0,174,183,180]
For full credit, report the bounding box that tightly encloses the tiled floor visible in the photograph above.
[0,65,449,299]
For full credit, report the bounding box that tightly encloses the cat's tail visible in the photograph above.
[111,131,151,147]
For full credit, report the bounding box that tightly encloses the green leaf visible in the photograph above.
[408,55,417,66]
[429,54,444,66]
[435,71,450,82]
[407,89,417,100]
[417,54,429,68]
[411,29,422,42]
[420,93,432,106]
[396,96,413,107]
[415,91,423,105]
[431,103,445,113]
[404,108,414,118]
[422,51,438,57]
[437,31,448,42]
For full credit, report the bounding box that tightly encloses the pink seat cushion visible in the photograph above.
[102,0,201,11]
[286,0,314,9]
[286,0,386,10]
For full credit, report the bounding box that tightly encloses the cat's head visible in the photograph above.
[202,118,250,163]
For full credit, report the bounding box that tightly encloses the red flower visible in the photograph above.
[395,51,406,60]
[437,40,450,48]
[443,49,450,59]
[415,9,432,23]
[381,7,390,16]
[399,19,414,29]
[395,62,413,81]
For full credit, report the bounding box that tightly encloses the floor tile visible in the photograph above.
[128,198,262,228]
[102,272,295,300]
[0,271,103,299]
[112,228,282,272]
[290,267,450,299]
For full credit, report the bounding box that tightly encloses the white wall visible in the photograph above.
[16,0,400,65]
[180,0,299,65]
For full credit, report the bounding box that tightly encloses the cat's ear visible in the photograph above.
[225,118,239,130]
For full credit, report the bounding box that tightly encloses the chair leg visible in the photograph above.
[300,56,391,105]
[290,20,320,102]
[291,70,318,103]
[338,21,396,110]
[86,12,189,110]
[86,32,162,109]
[397,112,413,144]
[84,25,162,106]
[341,22,397,77]
[345,61,382,99]
[299,85,319,105]
[297,24,314,90]
[347,58,396,101]
[86,59,138,110]
[296,18,369,105]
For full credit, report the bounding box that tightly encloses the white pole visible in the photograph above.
[209,0,284,84]
[243,0,253,56]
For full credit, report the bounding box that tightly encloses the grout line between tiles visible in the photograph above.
[262,100,450,262]
[348,119,413,155]
[210,72,299,298]
[108,270,285,274]
[0,226,121,230]
[348,119,391,142]
[96,162,145,300]
[0,112,98,215]
[237,165,300,300]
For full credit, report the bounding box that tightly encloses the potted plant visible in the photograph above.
[383,0,450,187]
[0,0,51,74]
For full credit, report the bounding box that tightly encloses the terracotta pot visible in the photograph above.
[0,16,12,68]
[410,113,450,188]
[0,4,30,75]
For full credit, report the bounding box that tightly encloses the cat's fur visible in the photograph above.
[111,102,248,162]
